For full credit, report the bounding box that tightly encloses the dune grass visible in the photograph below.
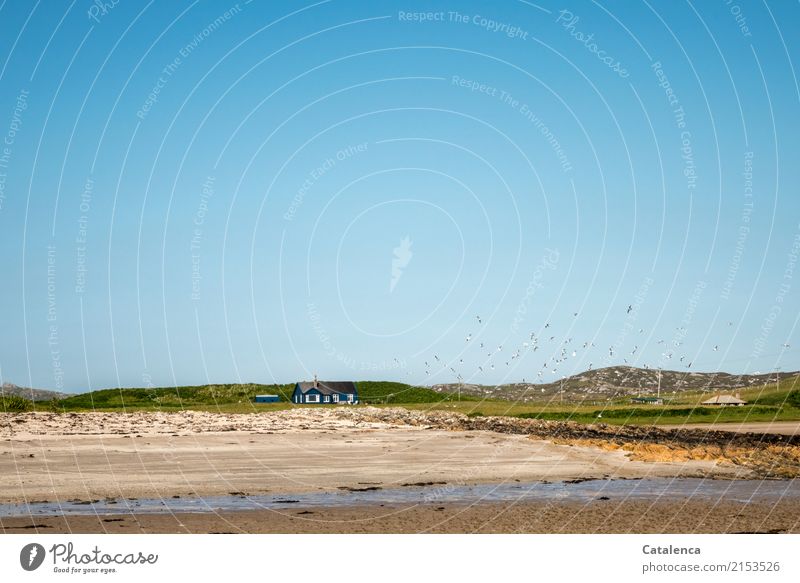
[19,374,800,427]
[0,394,32,412]
[47,380,475,412]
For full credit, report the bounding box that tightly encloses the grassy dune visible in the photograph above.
[45,380,475,412]
[7,375,799,427]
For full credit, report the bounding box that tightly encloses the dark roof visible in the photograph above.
[296,381,357,395]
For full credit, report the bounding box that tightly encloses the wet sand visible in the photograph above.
[2,499,798,534]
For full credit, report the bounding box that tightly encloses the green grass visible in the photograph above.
[517,405,793,425]
[378,377,800,426]
[385,399,800,425]
[53,383,295,412]
[35,374,800,427]
[356,381,477,404]
[50,381,474,412]
[0,394,32,412]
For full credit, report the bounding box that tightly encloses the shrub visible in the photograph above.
[0,395,32,412]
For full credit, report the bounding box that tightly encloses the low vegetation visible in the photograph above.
[17,374,800,428]
[397,377,800,426]
[356,381,476,404]
[48,381,474,412]
[52,383,295,412]
[0,394,32,412]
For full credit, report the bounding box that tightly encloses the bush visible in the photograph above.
[786,390,800,408]
[0,395,32,412]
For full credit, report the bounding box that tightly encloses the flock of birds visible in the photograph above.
[392,306,793,384]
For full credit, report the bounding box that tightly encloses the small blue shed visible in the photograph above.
[292,378,358,404]
[254,394,281,403]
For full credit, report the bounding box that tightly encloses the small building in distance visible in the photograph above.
[630,396,664,405]
[701,394,747,406]
[292,377,358,404]
[254,394,281,403]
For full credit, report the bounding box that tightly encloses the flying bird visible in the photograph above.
[627,305,633,314]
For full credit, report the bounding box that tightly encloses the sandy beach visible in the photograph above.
[0,410,753,504]
[2,408,798,533]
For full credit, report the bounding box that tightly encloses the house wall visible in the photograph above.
[291,383,359,404]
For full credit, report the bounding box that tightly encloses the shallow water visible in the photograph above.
[2,478,798,517]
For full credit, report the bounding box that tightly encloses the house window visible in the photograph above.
[306,394,319,403]
[347,394,354,402]
[332,394,339,403]
[323,395,330,403]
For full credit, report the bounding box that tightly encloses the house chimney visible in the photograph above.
[314,374,318,388]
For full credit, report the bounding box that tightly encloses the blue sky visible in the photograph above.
[0,0,798,392]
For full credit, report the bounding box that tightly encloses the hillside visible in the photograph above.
[52,380,473,411]
[1,382,67,402]
[432,366,800,403]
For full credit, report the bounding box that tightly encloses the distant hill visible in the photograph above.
[1,382,67,402]
[432,366,800,403]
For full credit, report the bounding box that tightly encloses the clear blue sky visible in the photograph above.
[0,0,798,392]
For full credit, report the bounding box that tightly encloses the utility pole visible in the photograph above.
[657,368,662,400]
[560,376,565,405]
